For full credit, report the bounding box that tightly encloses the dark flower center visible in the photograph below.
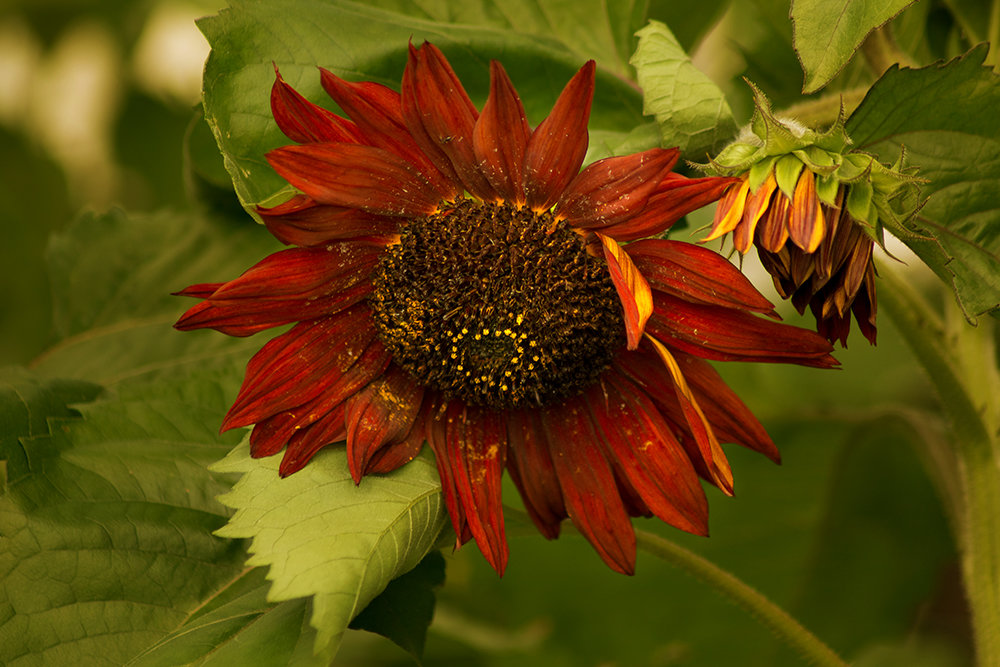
[370,199,624,409]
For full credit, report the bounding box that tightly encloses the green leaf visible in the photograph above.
[349,550,446,661]
[847,45,1000,318]
[0,366,102,487]
[36,208,280,385]
[211,439,448,660]
[0,368,248,666]
[198,0,646,210]
[631,20,737,159]
[129,569,331,667]
[791,0,916,93]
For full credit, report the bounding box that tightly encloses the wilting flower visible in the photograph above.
[177,43,837,575]
[702,86,921,346]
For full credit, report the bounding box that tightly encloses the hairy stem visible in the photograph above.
[634,529,847,667]
[879,266,1000,666]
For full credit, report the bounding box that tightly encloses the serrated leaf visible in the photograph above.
[129,568,331,667]
[36,208,280,385]
[791,0,917,93]
[199,0,646,211]
[212,439,447,660]
[0,368,248,666]
[631,20,737,159]
[0,367,102,487]
[847,45,1000,318]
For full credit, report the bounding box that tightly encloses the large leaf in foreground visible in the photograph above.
[198,0,647,210]
[212,440,448,660]
[847,45,1000,318]
[0,368,247,666]
[631,20,736,159]
[791,0,916,93]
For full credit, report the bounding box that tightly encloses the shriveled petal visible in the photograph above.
[257,195,399,246]
[541,396,636,574]
[403,42,496,200]
[647,291,839,368]
[628,238,777,316]
[428,401,509,575]
[221,306,380,430]
[174,244,382,336]
[346,365,425,483]
[645,336,734,495]
[556,148,679,229]
[584,375,709,533]
[505,409,565,539]
[598,233,652,350]
[267,143,443,217]
[271,66,365,145]
[703,178,749,242]
[734,173,778,253]
[320,68,458,198]
[523,61,595,211]
[756,192,791,253]
[601,174,737,242]
[473,60,530,204]
[788,170,825,253]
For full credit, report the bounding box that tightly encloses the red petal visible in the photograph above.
[557,148,678,229]
[428,401,509,575]
[346,365,425,483]
[585,375,709,533]
[473,60,530,204]
[628,238,777,315]
[267,143,442,217]
[257,195,399,246]
[598,233,652,350]
[757,193,791,253]
[363,400,429,476]
[605,174,738,242]
[647,292,838,367]
[271,65,365,145]
[174,244,381,336]
[523,61,595,211]
[505,409,565,539]
[541,396,636,574]
[279,401,349,476]
[645,336,734,494]
[173,283,222,298]
[222,306,379,429]
[613,345,778,471]
[403,42,496,200]
[319,68,458,199]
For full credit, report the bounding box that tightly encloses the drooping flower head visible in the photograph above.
[702,84,922,346]
[176,43,838,575]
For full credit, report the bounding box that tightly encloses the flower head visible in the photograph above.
[702,85,922,346]
[177,43,837,575]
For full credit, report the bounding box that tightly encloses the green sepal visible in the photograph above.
[774,154,805,199]
[748,155,779,192]
[815,174,841,207]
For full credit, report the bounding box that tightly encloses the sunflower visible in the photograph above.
[177,42,837,575]
[708,172,878,346]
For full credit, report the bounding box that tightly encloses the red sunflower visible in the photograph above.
[177,42,837,576]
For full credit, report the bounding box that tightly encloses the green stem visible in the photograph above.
[634,529,847,667]
[879,267,1000,667]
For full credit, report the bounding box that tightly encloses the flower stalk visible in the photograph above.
[879,266,1000,667]
[634,528,847,667]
